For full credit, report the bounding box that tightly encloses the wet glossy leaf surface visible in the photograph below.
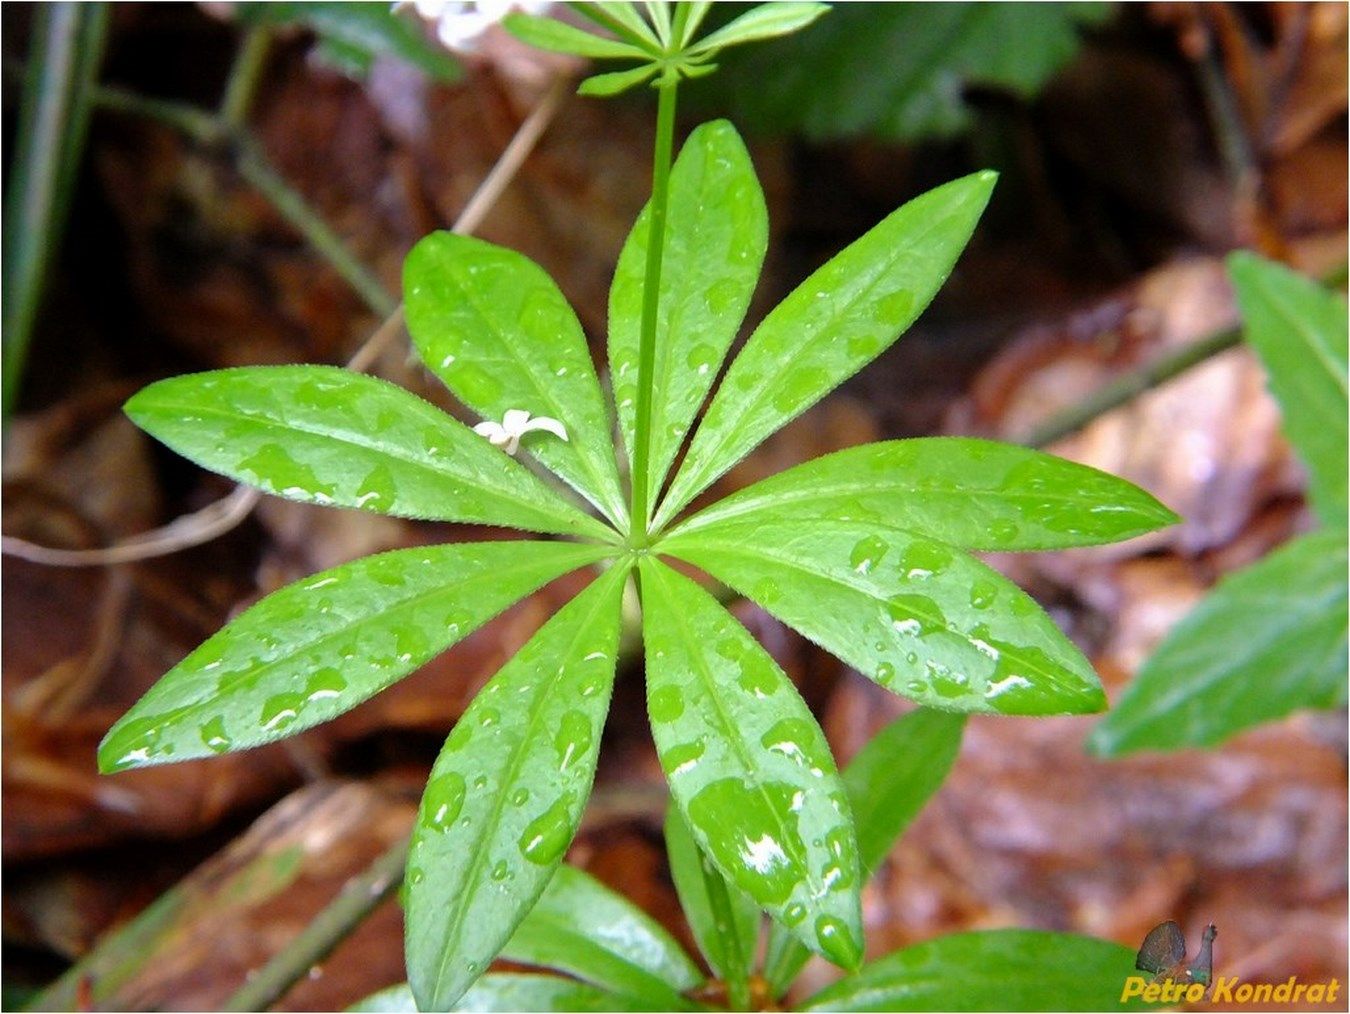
[673,438,1178,550]
[404,233,627,528]
[663,806,760,989]
[349,974,654,1012]
[763,708,966,994]
[1228,252,1348,527]
[124,366,611,540]
[502,865,703,1009]
[638,558,863,970]
[405,566,628,1012]
[98,542,609,772]
[609,121,766,516]
[664,518,1105,715]
[654,172,996,529]
[798,929,1144,1011]
[1090,529,1348,755]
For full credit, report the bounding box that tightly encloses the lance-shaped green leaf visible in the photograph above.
[404,233,628,528]
[406,565,628,1013]
[663,519,1104,715]
[663,806,760,993]
[1089,529,1348,756]
[349,974,652,1013]
[1228,252,1348,527]
[124,366,613,541]
[672,438,1178,549]
[579,64,658,97]
[98,541,609,773]
[639,558,864,970]
[687,2,831,56]
[502,865,703,1009]
[502,12,650,59]
[574,3,662,52]
[763,708,966,994]
[798,930,1145,1012]
[654,171,996,530]
[609,120,767,517]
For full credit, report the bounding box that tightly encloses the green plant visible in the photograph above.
[99,3,1176,1010]
[1090,253,1347,755]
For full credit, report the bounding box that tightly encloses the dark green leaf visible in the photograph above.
[639,558,864,970]
[654,172,995,530]
[406,565,628,1012]
[663,806,760,990]
[609,121,766,517]
[502,865,703,1009]
[798,929,1145,1011]
[350,974,653,1012]
[404,233,628,528]
[672,438,1178,550]
[1089,530,1348,755]
[98,541,609,772]
[689,4,1110,141]
[686,2,830,56]
[125,366,613,540]
[503,12,649,59]
[763,708,966,994]
[663,518,1104,715]
[1228,252,1348,527]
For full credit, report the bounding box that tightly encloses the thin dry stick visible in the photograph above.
[3,75,571,568]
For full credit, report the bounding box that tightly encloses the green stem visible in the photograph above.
[703,869,752,1010]
[220,22,272,130]
[628,77,679,543]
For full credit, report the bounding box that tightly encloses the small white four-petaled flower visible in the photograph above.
[474,409,568,455]
[397,0,551,54]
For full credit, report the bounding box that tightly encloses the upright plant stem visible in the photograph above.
[628,78,679,543]
[220,23,272,130]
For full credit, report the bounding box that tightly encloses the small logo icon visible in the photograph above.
[1135,920,1217,987]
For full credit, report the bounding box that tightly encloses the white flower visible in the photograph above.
[473,409,568,455]
[397,0,552,54]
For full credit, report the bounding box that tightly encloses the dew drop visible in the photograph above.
[849,535,889,574]
[200,715,232,753]
[970,580,998,610]
[491,860,512,882]
[518,793,576,865]
[661,739,705,777]
[649,685,684,723]
[554,710,593,773]
[509,787,530,806]
[423,772,466,832]
[815,914,862,969]
[260,692,304,732]
[783,903,808,926]
[687,779,807,905]
[305,667,347,703]
[875,662,895,684]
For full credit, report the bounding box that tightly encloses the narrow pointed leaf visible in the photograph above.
[576,3,662,51]
[502,865,703,1009]
[578,63,658,97]
[609,120,767,516]
[98,541,608,772]
[798,930,1145,1012]
[1228,252,1348,526]
[687,2,830,56]
[639,558,863,969]
[664,806,760,989]
[673,438,1178,550]
[350,975,653,1013]
[655,171,996,529]
[124,366,612,540]
[405,233,628,527]
[1089,530,1348,756]
[502,12,648,59]
[678,1,715,46]
[763,708,966,994]
[406,565,628,1012]
[663,519,1104,715]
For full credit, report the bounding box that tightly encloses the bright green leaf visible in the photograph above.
[124,366,613,541]
[502,865,703,1009]
[1089,529,1348,756]
[1228,252,1348,527]
[763,708,966,994]
[687,2,830,56]
[578,63,658,97]
[503,11,649,59]
[406,565,628,1012]
[798,929,1146,1011]
[404,233,628,528]
[678,1,715,46]
[574,3,662,52]
[671,438,1178,550]
[663,518,1104,715]
[98,541,608,772]
[349,974,653,1013]
[663,806,760,991]
[638,558,863,970]
[609,121,766,517]
[654,171,996,530]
